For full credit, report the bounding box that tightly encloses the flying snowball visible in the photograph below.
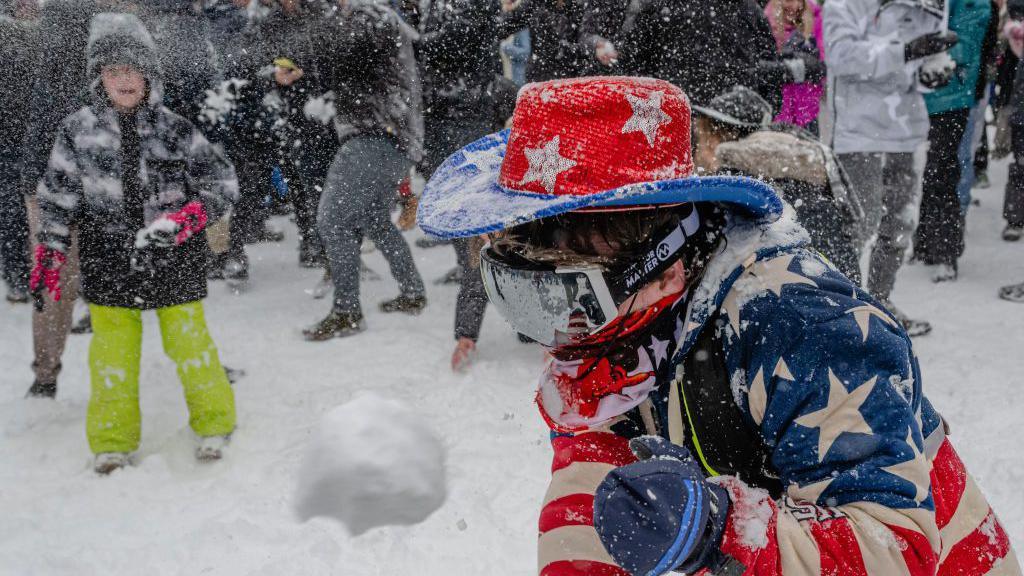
[293,393,447,535]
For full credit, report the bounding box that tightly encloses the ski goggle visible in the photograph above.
[479,208,701,347]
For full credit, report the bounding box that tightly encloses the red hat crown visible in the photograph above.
[498,77,694,197]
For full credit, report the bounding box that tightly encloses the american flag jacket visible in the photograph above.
[537,210,1019,576]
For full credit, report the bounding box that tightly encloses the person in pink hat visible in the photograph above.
[418,77,1018,576]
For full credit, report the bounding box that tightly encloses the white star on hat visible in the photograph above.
[621,91,672,147]
[520,135,577,194]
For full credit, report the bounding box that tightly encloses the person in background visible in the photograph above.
[1002,0,1024,240]
[0,0,39,305]
[498,0,618,82]
[913,0,992,283]
[19,0,112,398]
[764,0,826,134]
[33,13,238,474]
[952,1,999,214]
[303,0,426,340]
[693,85,863,283]
[824,0,955,336]
[501,29,531,86]
[402,0,504,369]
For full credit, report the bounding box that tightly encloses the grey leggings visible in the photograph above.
[318,135,424,313]
[838,152,918,301]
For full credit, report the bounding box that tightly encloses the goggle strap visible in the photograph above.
[608,208,700,301]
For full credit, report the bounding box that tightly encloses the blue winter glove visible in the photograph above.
[594,436,730,576]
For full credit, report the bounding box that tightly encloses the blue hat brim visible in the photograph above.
[418,129,782,239]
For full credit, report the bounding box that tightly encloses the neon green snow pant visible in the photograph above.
[86,302,236,454]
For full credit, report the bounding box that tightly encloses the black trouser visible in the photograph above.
[228,160,271,258]
[915,108,970,266]
[1006,110,1024,228]
[0,189,29,293]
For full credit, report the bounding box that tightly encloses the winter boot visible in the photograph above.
[26,379,57,399]
[415,236,450,249]
[999,282,1024,303]
[244,221,285,244]
[71,313,92,335]
[6,285,29,304]
[879,299,932,337]
[973,170,990,189]
[299,244,326,268]
[433,266,463,285]
[303,310,365,341]
[379,295,427,315]
[1003,225,1023,242]
[928,263,957,283]
[94,452,131,475]
[196,434,230,461]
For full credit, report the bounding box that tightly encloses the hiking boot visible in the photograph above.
[26,379,57,399]
[999,282,1024,303]
[1003,225,1023,242]
[879,300,932,338]
[303,310,365,341]
[70,313,92,335]
[415,236,450,249]
[94,452,130,475]
[196,434,230,461]
[379,295,426,315]
[6,285,29,304]
[972,170,990,189]
[928,263,957,283]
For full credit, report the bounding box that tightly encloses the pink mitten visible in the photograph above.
[137,201,209,249]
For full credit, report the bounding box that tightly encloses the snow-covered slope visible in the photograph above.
[1,163,1021,575]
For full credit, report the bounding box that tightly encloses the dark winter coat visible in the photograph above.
[37,14,238,310]
[313,1,424,162]
[19,0,105,195]
[716,126,864,282]
[413,0,502,117]
[611,0,780,108]
[0,14,38,188]
[499,0,617,82]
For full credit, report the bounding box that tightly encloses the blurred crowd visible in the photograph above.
[1,0,1022,412]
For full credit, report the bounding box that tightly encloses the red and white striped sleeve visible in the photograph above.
[538,425,636,576]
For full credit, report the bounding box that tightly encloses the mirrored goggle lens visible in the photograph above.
[479,251,616,347]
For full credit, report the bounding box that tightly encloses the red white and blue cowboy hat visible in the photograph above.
[417,76,782,239]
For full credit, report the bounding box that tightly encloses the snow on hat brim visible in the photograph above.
[418,129,783,239]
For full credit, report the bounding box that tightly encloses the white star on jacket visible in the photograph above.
[794,369,876,462]
[621,91,672,146]
[520,135,577,194]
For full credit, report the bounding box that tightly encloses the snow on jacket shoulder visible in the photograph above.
[824,0,942,153]
[538,210,1019,575]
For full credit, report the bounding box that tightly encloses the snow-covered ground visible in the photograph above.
[1,163,1022,575]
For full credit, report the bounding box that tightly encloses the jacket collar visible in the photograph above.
[668,205,809,368]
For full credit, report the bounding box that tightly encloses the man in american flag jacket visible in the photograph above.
[417,76,1020,576]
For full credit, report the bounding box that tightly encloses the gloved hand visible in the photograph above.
[904,31,959,62]
[135,201,209,250]
[594,436,730,576]
[29,244,67,310]
[919,52,957,89]
[783,53,826,84]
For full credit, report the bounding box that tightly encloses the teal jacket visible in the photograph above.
[925,0,992,114]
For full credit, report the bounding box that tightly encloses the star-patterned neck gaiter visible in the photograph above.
[536,291,690,432]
